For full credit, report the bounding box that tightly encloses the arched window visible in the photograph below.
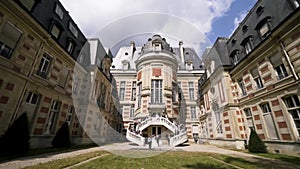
[255,16,271,39]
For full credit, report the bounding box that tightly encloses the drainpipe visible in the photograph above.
[279,40,299,80]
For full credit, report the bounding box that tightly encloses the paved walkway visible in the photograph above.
[0,142,299,169]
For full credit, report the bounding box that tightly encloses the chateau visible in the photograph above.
[0,0,299,155]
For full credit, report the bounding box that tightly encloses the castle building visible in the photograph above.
[198,0,300,155]
[111,35,204,146]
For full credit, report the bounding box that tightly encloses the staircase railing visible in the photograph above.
[170,130,188,147]
[136,116,177,133]
[126,130,145,146]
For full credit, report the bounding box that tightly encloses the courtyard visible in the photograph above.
[1,142,299,169]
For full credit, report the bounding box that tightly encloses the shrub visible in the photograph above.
[52,122,71,148]
[0,113,30,156]
[248,129,267,153]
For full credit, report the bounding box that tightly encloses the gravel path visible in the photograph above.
[0,142,299,169]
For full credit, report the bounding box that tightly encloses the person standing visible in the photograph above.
[148,135,152,149]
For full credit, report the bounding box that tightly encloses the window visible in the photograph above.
[154,44,160,50]
[130,105,135,119]
[251,68,263,89]
[50,24,61,39]
[151,80,162,103]
[244,41,252,54]
[256,6,264,16]
[255,17,271,38]
[230,50,239,65]
[72,77,80,95]
[67,41,75,54]
[58,67,69,88]
[118,106,123,118]
[19,0,36,11]
[66,106,74,125]
[284,95,300,136]
[0,22,22,59]
[137,83,142,108]
[69,22,78,38]
[275,64,288,80]
[26,92,39,105]
[45,100,61,134]
[191,106,197,120]
[55,3,64,20]
[131,81,136,101]
[260,103,271,114]
[119,81,125,101]
[238,79,247,96]
[242,25,248,33]
[37,53,51,78]
[189,82,195,101]
[215,111,222,134]
[260,103,279,139]
[244,108,255,132]
[172,82,176,102]
[270,54,288,80]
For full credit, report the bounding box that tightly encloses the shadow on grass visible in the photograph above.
[0,143,99,163]
[182,162,231,169]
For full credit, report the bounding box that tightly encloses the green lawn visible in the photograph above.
[248,152,300,166]
[24,151,285,169]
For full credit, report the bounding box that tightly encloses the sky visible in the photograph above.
[60,0,257,55]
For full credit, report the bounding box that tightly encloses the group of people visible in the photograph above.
[148,134,160,149]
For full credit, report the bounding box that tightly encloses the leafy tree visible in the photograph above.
[0,113,30,156]
[248,129,267,153]
[52,122,71,148]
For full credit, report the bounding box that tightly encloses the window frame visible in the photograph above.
[37,53,52,79]
[54,3,64,20]
[283,95,300,136]
[151,79,163,104]
[119,81,125,101]
[189,82,195,101]
[238,79,247,96]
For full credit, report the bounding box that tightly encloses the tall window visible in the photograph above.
[238,79,247,96]
[284,95,300,136]
[189,82,195,101]
[244,108,254,131]
[151,80,162,103]
[0,22,22,59]
[68,22,78,38]
[191,106,197,120]
[119,81,125,101]
[58,67,69,88]
[137,83,142,108]
[230,51,239,65]
[55,3,64,19]
[260,103,278,139]
[67,41,75,54]
[131,81,136,101]
[251,68,263,89]
[270,54,288,80]
[24,92,40,123]
[244,41,252,54]
[72,77,80,95]
[66,106,74,125]
[45,100,61,134]
[213,103,222,134]
[37,54,52,78]
[130,105,135,119]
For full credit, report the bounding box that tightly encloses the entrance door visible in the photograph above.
[151,126,162,136]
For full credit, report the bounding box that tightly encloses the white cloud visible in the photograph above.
[60,0,235,54]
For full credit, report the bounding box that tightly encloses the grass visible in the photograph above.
[23,151,106,169]
[248,152,300,166]
[0,143,97,162]
[65,151,281,169]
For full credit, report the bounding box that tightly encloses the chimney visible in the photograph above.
[130,41,136,58]
[179,41,184,64]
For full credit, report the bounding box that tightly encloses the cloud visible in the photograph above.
[60,0,234,54]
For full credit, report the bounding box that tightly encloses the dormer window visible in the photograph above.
[255,17,271,39]
[241,36,253,55]
[18,0,36,11]
[242,25,248,33]
[256,6,264,16]
[55,3,64,20]
[290,0,300,8]
[230,50,239,65]
[50,23,62,39]
[231,39,236,46]
[68,22,78,38]
[186,62,193,71]
[154,44,160,51]
[67,40,75,54]
[122,60,130,70]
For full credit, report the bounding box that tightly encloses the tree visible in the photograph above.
[0,113,30,156]
[52,122,71,148]
[248,129,267,153]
